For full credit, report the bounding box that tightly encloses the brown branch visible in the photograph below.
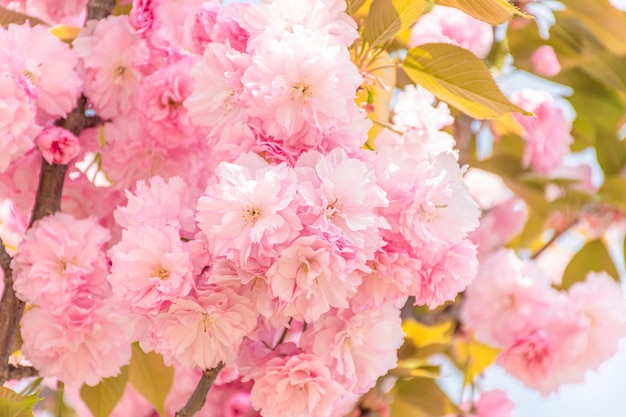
[175,363,225,417]
[87,0,116,20]
[0,238,12,294]
[7,365,38,380]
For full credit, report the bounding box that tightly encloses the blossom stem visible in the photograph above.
[175,363,225,417]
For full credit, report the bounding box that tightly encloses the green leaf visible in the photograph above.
[600,177,626,212]
[392,378,461,416]
[435,0,527,25]
[0,387,41,417]
[0,6,44,26]
[560,239,619,290]
[559,0,626,56]
[402,43,531,119]
[80,367,128,417]
[128,343,174,417]
[364,0,426,47]
[347,0,368,15]
[390,399,428,417]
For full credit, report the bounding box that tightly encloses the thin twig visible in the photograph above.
[175,363,225,417]
[87,0,116,20]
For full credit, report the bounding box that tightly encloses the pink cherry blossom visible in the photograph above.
[462,249,560,347]
[108,225,194,315]
[152,290,257,370]
[510,89,572,174]
[400,153,480,250]
[472,390,514,417]
[415,238,478,309]
[73,16,150,119]
[267,235,360,322]
[196,152,301,266]
[0,24,82,122]
[138,57,204,147]
[20,305,130,387]
[0,72,38,172]
[241,28,363,140]
[250,352,345,417]
[241,0,357,49]
[530,45,561,77]
[114,175,196,238]
[12,212,110,311]
[295,148,388,263]
[35,126,81,165]
[301,304,404,394]
[410,5,493,58]
[183,42,251,136]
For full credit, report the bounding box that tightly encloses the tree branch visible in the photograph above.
[0,238,12,294]
[175,363,225,417]
[7,365,38,380]
[87,0,116,20]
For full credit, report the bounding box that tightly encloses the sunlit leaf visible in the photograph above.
[600,177,626,212]
[402,43,531,119]
[450,339,501,386]
[559,239,619,290]
[559,0,626,56]
[364,0,426,47]
[392,378,461,416]
[0,387,41,417]
[347,0,368,15]
[402,320,453,348]
[435,0,527,25]
[80,368,128,417]
[128,343,174,417]
[393,361,441,379]
[390,399,428,417]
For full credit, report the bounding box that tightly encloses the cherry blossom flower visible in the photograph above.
[301,304,404,393]
[20,305,130,387]
[510,89,572,174]
[73,16,149,119]
[196,152,302,266]
[35,126,81,165]
[530,45,561,77]
[153,290,257,369]
[12,213,110,311]
[410,5,493,58]
[108,225,194,315]
[249,353,345,417]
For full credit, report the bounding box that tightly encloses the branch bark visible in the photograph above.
[87,0,116,20]
[175,363,225,417]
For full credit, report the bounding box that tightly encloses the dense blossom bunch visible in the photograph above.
[1,0,626,416]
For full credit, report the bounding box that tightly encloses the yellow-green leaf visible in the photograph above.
[390,399,428,417]
[560,239,619,290]
[0,6,44,27]
[402,43,531,119]
[364,0,426,47]
[392,378,461,416]
[450,339,501,386]
[80,367,128,417]
[559,0,626,56]
[435,0,527,25]
[347,0,368,15]
[402,320,453,348]
[600,177,626,212]
[128,343,174,417]
[0,387,41,417]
